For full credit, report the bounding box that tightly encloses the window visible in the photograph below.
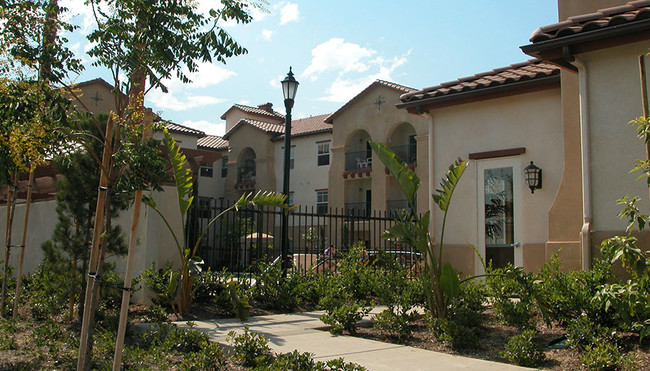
[288,192,295,206]
[200,162,213,177]
[290,147,295,170]
[221,157,228,178]
[316,190,328,215]
[198,197,213,219]
[317,142,330,166]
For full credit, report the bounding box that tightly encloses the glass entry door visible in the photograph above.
[477,158,522,275]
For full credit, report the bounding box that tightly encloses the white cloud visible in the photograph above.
[280,2,299,25]
[303,38,375,81]
[261,29,274,41]
[318,51,411,103]
[147,62,234,111]
[182,120,226,136]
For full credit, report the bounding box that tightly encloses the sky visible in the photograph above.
[60,1,559,137]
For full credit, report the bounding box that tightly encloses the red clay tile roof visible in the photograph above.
[528,1,650,43]
[398,59,560,107]
[220,103,285,121]
[272,113,333,141]
[223,118,285,139]
[158,120,206,137]
[198,135,229,151]
[324,80,417,123]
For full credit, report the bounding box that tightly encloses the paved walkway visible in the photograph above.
[175,308,529,370]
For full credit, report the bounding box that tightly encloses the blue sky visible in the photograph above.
[62,1,559,136]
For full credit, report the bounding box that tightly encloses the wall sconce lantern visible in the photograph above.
[524,161,542,194]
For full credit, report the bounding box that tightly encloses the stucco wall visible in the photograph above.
[426,87,563,272]
[579,41,650,232]
[224,125,277,202]
[328,84,430,215]
[273,132,331,210]
[0,186,184,304]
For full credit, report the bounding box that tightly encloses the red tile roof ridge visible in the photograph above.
[197,135,229,150]
[528,1,650,43]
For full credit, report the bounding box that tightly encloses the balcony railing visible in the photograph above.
[345,201,371,217]
[386,199,414,218]
[237,165,255,182]
[389,144,416,164]
[345,150,373,171]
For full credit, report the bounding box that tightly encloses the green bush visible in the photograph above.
[315,357,368,370]
[500,329,546,367]
[251,259,299,311]
[0,318,17,350]
[178,341,226,371]
[260,350,316,371]
[320,301,370,334]
[487,266,539,329]
[580,342,636,371]
[227,327,273,367]
[567,316,615,350]
[140,262,179,310]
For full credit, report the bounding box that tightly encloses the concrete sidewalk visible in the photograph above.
[175,308,529,370]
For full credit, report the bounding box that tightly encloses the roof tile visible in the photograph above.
[273,113,332,141]
[158,120,205,137]
[529,1,650,43]
[400,59,560,104]
[220,103,285,121]
[197,135,229,150]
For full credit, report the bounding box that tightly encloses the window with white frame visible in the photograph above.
[316,190,328,215]
[288,192,295,206]
[317,141,330,166]
[290,147,295,170]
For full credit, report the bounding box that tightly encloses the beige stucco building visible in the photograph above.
[325,80,430,222]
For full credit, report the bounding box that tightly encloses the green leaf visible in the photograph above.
[440,263,460,300]
[369,141,420,207]
[163,129,194,218]
[433,158,467,212]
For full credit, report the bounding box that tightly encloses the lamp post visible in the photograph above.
[281,67,299,275]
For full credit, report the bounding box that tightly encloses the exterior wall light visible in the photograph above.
[524,161,542,193]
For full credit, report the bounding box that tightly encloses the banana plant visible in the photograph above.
[370,141,466,318]
[144,129,290,316]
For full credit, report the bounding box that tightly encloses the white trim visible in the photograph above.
[476,157,523,275]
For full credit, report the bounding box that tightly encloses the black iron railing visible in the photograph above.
[345,150,373,171]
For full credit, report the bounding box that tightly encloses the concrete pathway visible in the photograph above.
[175,308,530,371]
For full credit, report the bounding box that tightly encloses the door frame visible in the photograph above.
[475,157,523,275]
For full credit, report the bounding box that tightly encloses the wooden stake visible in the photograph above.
[77,115,114,371]
[1,172,17,318]
[13,169,34,317]
[112,109,153,371]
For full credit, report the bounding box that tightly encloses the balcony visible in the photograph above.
[343,150,372,179]
[236,163,255,190]
[389,144,416,165]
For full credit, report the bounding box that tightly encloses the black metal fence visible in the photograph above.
[190,202,421,277]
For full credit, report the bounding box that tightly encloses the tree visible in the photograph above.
[75,1,264,369]
[0,0,82,317]
[370,142,467,319]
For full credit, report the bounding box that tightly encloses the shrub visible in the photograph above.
[315,357,368,370]
[140,262,179,311]
[487,266,539,329]
[429,280,486,349]
[227,327,273,367]
[0,318,17,350]
[501,329,546,367]
[580,342,636,371]
[179,341,226,371]
[320,301,370,335]
[567,316,615,350]
[261,350,316,371]
[251,258,299,311]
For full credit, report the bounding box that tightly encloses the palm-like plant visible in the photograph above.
[144,130,289,316]
[370,141,467,318]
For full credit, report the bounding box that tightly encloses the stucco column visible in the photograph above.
[329,145,346,213]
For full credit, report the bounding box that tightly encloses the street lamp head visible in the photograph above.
[281,66,299,102]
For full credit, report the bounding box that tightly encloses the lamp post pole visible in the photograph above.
[281,67,298,276]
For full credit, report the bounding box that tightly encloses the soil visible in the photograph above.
[349,309,650,370]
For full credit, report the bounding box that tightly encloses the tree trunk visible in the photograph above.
[1,172,18,318]
[77,116,114,371]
